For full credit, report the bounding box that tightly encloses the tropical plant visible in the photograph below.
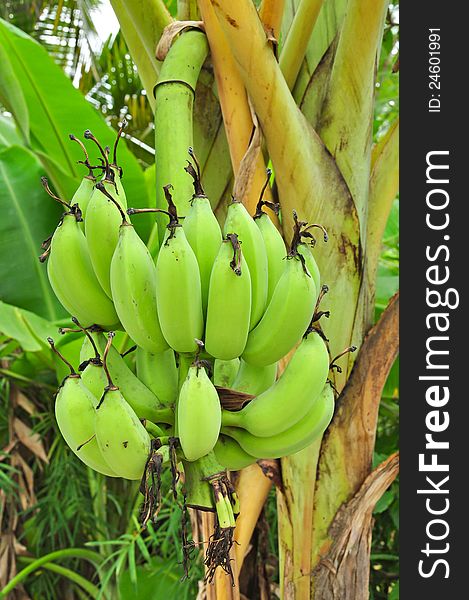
[0,0,399,598]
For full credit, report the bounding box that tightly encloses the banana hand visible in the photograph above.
[222,384,334,458]
[136,347,179,408]
[177,364,221,461]
[55,375,117,476]
[223,200,268,329]
[110,222,168,354]
[155,220,204,353]
[231,359,277,395]
[95,386,151,480]
[204,234,252,360]
[213,358,240,388]
[47,212,119,328]
[223,331,329,437]
[242,255,316,367]
[214,435,257,470]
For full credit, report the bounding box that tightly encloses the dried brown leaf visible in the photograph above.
[156,21,205,61]
[216,387,254,410]
[13,418,49,464]
[313,453,399,599]
[14,391,36,416]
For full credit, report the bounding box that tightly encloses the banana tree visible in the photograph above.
[105,0,399,597]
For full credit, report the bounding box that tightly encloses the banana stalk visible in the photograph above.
[366,118,399,283]
[210,0,359,361]
[198,0,274,215]
[317,0,389,226]
[258,0,286,38]
[277,439,321,598]
[233,464,272,570]
[286,0,348,102]
[279,0,325,89]
[154,30,209,238]
[110,0,172,108]
[177,0,200,20]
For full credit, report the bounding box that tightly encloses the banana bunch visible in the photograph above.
[42,129,347,575]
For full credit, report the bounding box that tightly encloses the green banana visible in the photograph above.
[182,153,222,315]
[297,242,320,295]
[84,130,126,298]
[93,333,152,480]
[296,216,328,296]
[81,359,108,400]
[110,220,168,354]
[155,187,204,353]
[89,333,173,424]
[55,375,117,476]
[177,363,221,461]
[204,234,252,360]
[253,200,286,304]
[214,435,257,471]
[222,384,334,459]
[95,385,151,480]
[48,338,117,477]
[222,331,329,437]
[223,199,268,328]
[45,202,119,328]
[231,359,277,396]
[213,358,240,388]
[68,134,97,220]
[242,254,316,367]
[71,176,95,221]
[135,347,178,408]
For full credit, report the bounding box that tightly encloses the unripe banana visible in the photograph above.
[232,359,277,396]
[242,255,316,367]
[223,331,329,437]
[68,134,96,221]
[135,347,178,408]
[223,200,268,328]
[204,234,252,360]
[85,179,123,298]
[222,384,334,459]
[297,243,320,296]
[155,217,203,353]
[110,221,168,354]
[55,375,117,476]
[213,358,240,388]
[89,333,173,424]
[95,386,151,480]
[214,435,257,470]
[71,176,95,221]
[109,166,127,208]
[81,359,108,399]
[47,211,119,328]
[183,157,222,315]
[177,364,221,461]
[254,210,286,303]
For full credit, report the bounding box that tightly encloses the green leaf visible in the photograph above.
[0,301,57,352]
[0,144,64,320]
[389,580,399,600]
[117,559,191,600]
[0,37,29,143]
[0,115,24,147]
[373,490,395,515]
[0,18,151,241]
